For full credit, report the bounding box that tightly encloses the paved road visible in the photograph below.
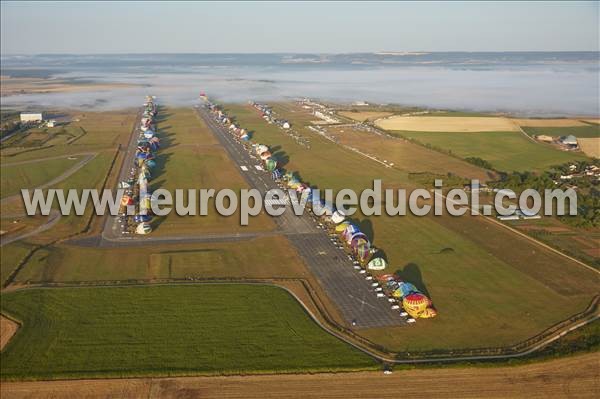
[101,109,143,241]
[196,106,404,329]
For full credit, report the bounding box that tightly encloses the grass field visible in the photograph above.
[148,108,274,235]
[1,157,80,198]
[0,285,376,379]
[508,218,600,268]
[390,130,588,172]
[13,236,308,283]
[226,103,599,350]
[271,103,493,181]
[521,125,600,139]
[325,126,492,181]
[375,116,520,132]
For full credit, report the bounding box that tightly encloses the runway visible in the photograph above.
[196,106,404,329]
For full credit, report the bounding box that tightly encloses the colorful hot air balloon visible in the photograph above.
[265,158,277,172]
[145,159,156,169]
[402,293,432,319]
[335,221,351,233]
[120,195,134,207]
[135,223,152,235]
[331,210,346,224]
[367,257,387,271]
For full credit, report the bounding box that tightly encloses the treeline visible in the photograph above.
[490,160,600,228]
[464,157,494,170]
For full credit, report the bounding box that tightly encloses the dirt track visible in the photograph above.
[2,352,598,398]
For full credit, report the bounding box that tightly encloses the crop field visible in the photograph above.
[521,124,600,139]
[3,351,596,398]
[148,108,274,235]
[388,130,588,172]
[226,103,599,351]
[12,236,308,283]
[578,137,600,158]
[0,285,376,379]
[375,116,520,132]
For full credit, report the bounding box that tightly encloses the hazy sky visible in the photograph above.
[1,1,598,54]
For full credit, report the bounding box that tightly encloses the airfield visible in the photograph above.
[0,95,599,385]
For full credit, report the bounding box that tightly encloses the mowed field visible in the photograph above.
[1,157,79,198]
[0,285,375,379]
[375,116,520,132]
[149,108,275,236]
[11,236,309,283]
[227,103,599,351]
[1,110,137,284]
[325,126,492,181]
[271,103,492,183]
[2,352,598,398]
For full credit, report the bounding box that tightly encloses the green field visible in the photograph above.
[226,104,599,350]
[149,108,274,235]
[390,130,588,172]
[1,157,79,198]
[521,125,600,139]
[0,285,375,379]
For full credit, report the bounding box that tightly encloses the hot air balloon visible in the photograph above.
[120,195,134,207]
[335,221,351,233]
[256,144,269,155]
[367,257,387,271]
[331,210,346,224]
[402,293,433,319]
[271,169,282,180]
[135,223,152,235]
[133,214,152,223]
[265,158,277,172]
[145,159,157,169]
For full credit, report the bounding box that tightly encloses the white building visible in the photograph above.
[20,112,44,123]
[47,120,57,128]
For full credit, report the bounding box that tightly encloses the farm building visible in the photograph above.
[559,135,578,147]
[20,112,44,122]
